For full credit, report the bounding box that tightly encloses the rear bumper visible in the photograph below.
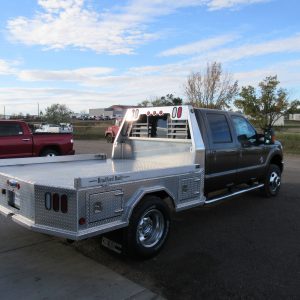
[0,204,126,241]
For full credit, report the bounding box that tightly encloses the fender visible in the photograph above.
[264,145,284,174]
[124,186,176,221]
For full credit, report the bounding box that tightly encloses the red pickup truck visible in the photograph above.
[104,118,122,143]
[0,120,75,158]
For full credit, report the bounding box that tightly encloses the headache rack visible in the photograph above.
[167,119,189,139]
[130,118,190,139]
[131,123,151,137]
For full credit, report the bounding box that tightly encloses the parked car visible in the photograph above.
[0,120,75,158]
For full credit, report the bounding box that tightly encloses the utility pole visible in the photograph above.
[3,105,5,119]
[37,103,40,118]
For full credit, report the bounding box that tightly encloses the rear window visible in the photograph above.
[0,124,23,137]
[207,113,232,143]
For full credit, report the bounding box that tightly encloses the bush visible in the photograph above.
[276,133,300,154]
[73,121,113,140]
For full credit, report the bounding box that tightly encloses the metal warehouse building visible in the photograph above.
[89,105,137,118]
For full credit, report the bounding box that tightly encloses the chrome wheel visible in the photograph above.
[137,208,165,248]
[269,171,281,192]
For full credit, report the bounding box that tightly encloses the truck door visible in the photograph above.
[0,122,33,158]
[231,115,266,183]
[204,112,238,193]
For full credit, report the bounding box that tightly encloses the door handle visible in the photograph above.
[22,138,30,141]
[210,150,217,162]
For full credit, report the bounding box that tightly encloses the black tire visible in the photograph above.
[41,149,59,157]
[262,164,281,197]
[106,133,114,143]
[124,196,170,259]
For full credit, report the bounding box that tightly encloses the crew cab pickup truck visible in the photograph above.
[0,107,283,258]
[0,120,75,158]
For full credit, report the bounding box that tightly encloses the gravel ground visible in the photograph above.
[73,139,300,299]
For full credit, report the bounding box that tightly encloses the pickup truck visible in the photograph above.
[105,118,122,143]
[0,120,75,158]
[0,106,283,258]
[35,123,73,133]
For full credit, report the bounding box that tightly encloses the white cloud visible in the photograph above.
[17,67,114,82]
[130,33,300,79]
[8,33,300,89]
[207,0,269,10]
[0,87,119,115]
[0,59,16,75]
[2,58,300,116]
[6,0,269,55]
[191,34,300,63]
[235,60,300,87]
[7,0,155,55]
[159,34,238,57]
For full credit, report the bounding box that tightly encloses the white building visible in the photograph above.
[273,116,285,126]
[289,114,300,121]
[89,105,137,118]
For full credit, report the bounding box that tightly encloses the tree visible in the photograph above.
[185,62,238,109]
[235,75,300,130]
[138,94,183,107]
[44,103,73,124]
[137,100,151,107]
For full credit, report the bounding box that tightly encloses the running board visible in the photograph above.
[205,184,264,205]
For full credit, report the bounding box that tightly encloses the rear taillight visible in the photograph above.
[177,106,183,118]
[61,194,68,213]
[44,192,69,213]
[53,193,60,212]
[45,193,52,210]
[79,217,86,225]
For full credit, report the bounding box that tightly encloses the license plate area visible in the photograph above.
[7,190,20,210]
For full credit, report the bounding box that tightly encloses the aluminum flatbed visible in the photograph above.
[0,106,207,257]
[0,154,190,189]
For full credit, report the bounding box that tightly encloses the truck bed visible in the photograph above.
[0,155,193,189]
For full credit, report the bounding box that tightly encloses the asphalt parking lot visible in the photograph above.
[74,139,300,299]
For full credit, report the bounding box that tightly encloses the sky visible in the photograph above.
[0,0,300,115]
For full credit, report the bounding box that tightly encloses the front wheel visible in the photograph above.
[262,164,281,197]
[125,196,170,259]
[105,133,114,143]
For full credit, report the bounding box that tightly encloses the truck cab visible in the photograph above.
[194,109,283,195]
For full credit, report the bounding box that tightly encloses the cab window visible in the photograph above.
[0,124,23,136]
[231,116,256,141]
[207,113,232,143]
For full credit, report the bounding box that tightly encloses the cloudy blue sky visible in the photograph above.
[0,0,299,115]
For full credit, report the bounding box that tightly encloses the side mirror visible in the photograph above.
[264,128,275,144]
[238,134,252,147]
